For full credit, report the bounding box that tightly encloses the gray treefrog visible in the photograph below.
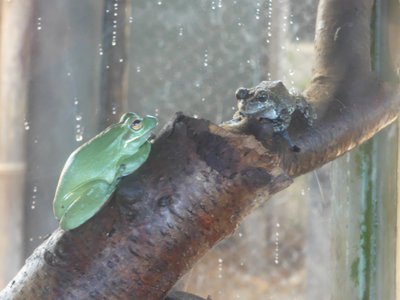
[234,80,316,151]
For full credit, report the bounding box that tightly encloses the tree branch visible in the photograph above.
[1,0,399,299]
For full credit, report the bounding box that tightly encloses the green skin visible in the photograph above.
[53,112,158,231]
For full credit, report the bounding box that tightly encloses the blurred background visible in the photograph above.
[0,0,399,299]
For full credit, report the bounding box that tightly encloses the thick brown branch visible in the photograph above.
[1,116,291,299]
[1,0,399,299]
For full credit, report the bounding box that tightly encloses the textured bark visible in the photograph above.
[1,0,399,299]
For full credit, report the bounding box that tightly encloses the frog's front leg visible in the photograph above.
[118,142,151,177]
[59,179,114,230]
[273,129,301,152]
[271,115,301,152]
[295,96,317,126]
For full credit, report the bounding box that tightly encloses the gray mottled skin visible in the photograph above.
[234,80,316,151]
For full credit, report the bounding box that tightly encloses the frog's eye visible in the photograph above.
[130,119,143,131]
[235,88,249,100]
[257,92,268,102]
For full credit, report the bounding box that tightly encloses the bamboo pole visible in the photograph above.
[0,0,33,288]
[98,0,131,129]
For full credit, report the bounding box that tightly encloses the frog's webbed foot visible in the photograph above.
[273,129,301,152]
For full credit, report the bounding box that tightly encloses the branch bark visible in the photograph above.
[1,0,399,299]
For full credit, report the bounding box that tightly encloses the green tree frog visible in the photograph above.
[53,112,158,231]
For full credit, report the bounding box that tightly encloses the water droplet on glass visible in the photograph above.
[136,66,141,73]
[75,114,82,121]
[157,1,162,5]
[255,7,260,19]
[37,17,42,31]
[24,121,30,130]
[203,49,208,67]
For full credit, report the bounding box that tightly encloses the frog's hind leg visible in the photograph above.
[59,180,114,231]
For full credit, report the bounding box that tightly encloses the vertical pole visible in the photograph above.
[98,0,131,129]
[0,0,33,288]
[330,1,399,299]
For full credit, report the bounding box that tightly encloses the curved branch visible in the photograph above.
[283,0,399,176]
[1,0,399,299]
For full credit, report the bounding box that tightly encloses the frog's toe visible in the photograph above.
[291,145,301,152]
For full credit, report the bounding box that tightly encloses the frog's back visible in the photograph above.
[54,126,124,216]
